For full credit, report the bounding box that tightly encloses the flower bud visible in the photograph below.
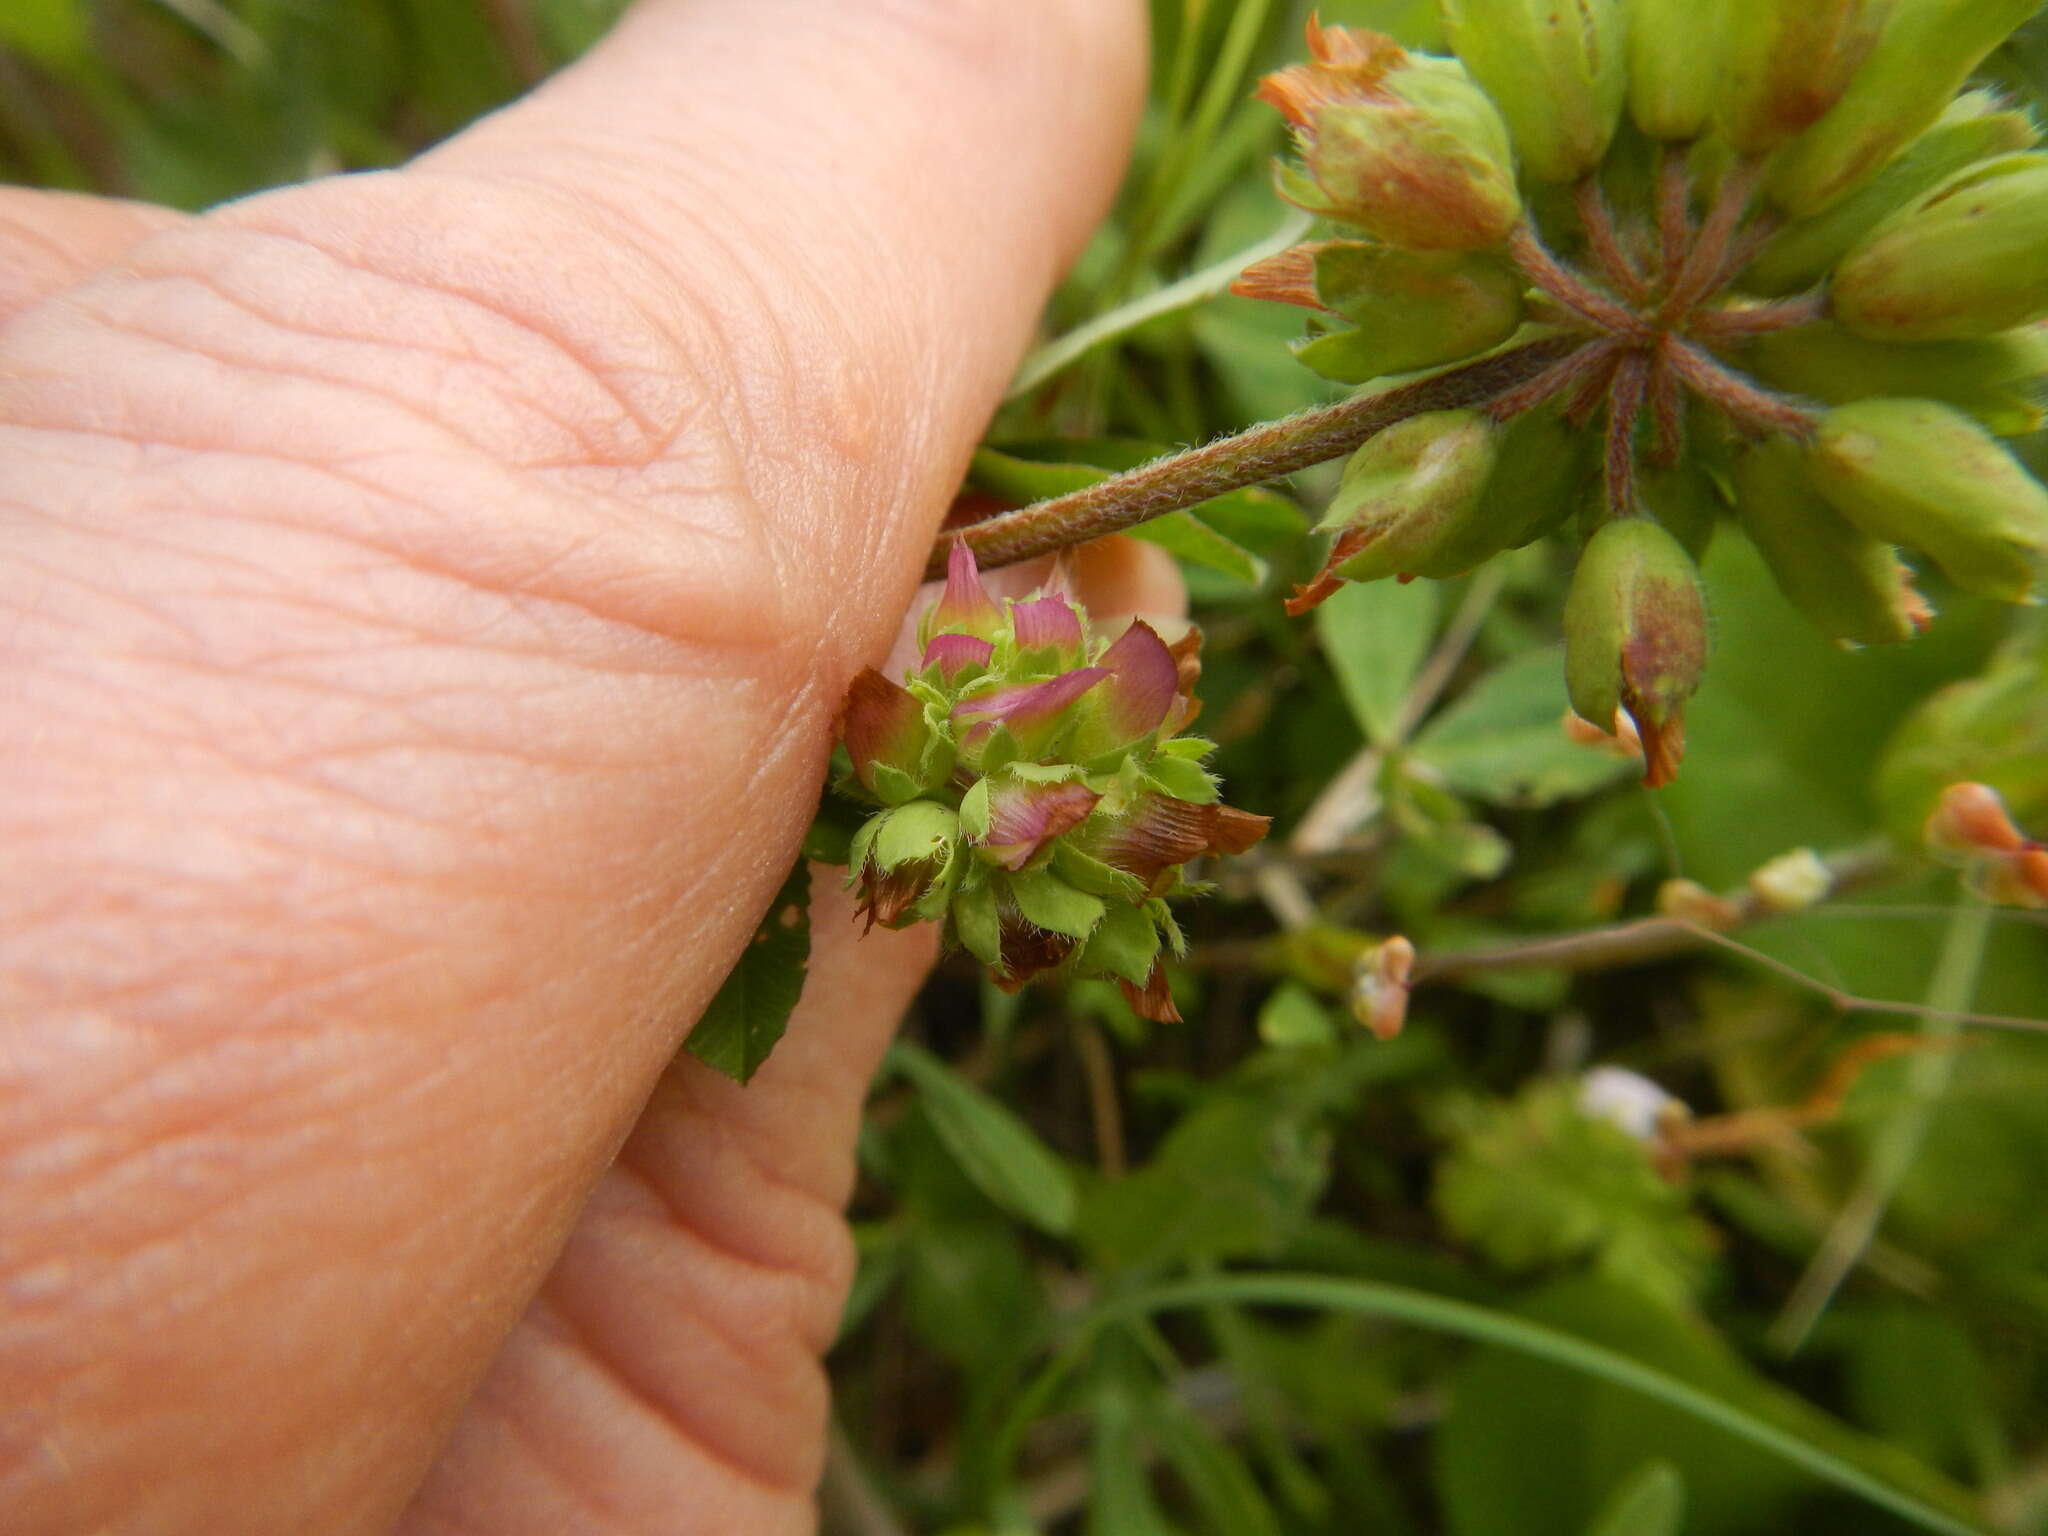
[1806,399,2048,604]
[1766,0,2041,216]
[1718,0,1894,155]
[1564,518,1709,788]
[1440,0,1625,182]
[1286,410,1499,613]
[1284,242,1526,383]
[1740,322,2048,439]
[1732,437,1932,646]
[848,800,961,930]
[1258,21,1521,250]
[1351,935,1415,1041]
[1748,848,1834,912]
[1833,154,2048,341]
[1924,781,2028,861]
[1744,91,2039,295]
[1656,878,1743,929]
[1628,0,1725,142]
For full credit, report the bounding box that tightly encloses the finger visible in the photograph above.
[401,542,1186,1534]
[0,1,1145,1532]
[0,188,185,324]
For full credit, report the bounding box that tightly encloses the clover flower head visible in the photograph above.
[837,545,1268,1020]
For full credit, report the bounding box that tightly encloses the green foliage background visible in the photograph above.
[9,2,2048,1532]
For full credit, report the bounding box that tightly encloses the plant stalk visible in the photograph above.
[929,336,1579,578]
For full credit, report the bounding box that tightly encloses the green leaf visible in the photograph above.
[1413,648,1637,807]
[1316,577,1441,745]
[888,1041,1078,1235]
[1126,510,1267,585]
[1586,1462,1685,1536]
[1257,982,1338,1048]
[1144,752,1221,804]
[684,860,810,1084]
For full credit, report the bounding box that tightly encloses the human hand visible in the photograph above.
[0,3,1147,1530]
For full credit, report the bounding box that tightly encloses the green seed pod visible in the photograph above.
[1832,154,2048,341]
[1449,403,1593,561]
[1259,24,1522,250]
[1744,92,2039,295]
[1807,399,2048,603]
[1564,518,1709,787]
[1628,0,1725,141]
[1440,0,1626,182]
[1766,0,2041,216]
[1732,437,1932,645]
[1289,243,1526,383]
[1740,322,2048,438]
[1317,410,1501,583]
[1718,0,1894,155]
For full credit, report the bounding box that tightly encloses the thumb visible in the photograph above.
[0,1,1145,1531]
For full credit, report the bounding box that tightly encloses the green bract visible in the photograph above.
[839,545,1268,1020]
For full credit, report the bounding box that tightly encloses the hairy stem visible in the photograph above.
[1575,178,1650,303]
[929,337,1578,577]
[1508,222,1644,335]
[1605,349,1649,515]
[1663,336,1820,439]
[1661,155,1762,321]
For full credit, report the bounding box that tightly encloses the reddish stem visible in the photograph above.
[1656,144,1691,283]
[1647,352,1685,466]
[1484,338,1621,423]
[1605,350,1650,515]
[1662,337,1820,439]
[1660,157,1762,321]
[1564,347,1624,427]
[1508,223,1645,336]
[1688,290,1828,341]
[1574,179,1649,304]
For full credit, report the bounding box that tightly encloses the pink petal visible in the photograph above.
[977,779,1102,870]
[930,542,1002,641]
[840,667,927,793]
[922,631,995,679]
[1079,793,1271,891]
[953,667,1108,754]
[1071,620,1179,757]
[1011,594,1086,658]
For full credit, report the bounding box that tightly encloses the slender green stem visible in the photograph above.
[1005,210,1313,402]
[934,337,1578,578]
[1769,898,1994,1354]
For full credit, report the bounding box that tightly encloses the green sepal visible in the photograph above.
[973,722,1023,776]
[1075,902,1161,988]
[951,875,1003,967]
[1271,156,1344,220]
[1155,735,1218,761]
[1052,840,1148,904]
[1320,410,1502,580]
[1745,91,2040,295]
[874,800,959,870]
[868,762,921,807]
[1004,869,1105,941]
[1144,753,1222,806]
[1292,244,1525,382]
[1733,438,1930,646]
[958,776,992,841]
[1148,898,1188,958]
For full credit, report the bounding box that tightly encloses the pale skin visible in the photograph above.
[0,2,1157,1530]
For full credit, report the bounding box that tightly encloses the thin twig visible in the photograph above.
[934,337,1578,577]
[1660,156,1762,321]
[1647,352,1684,466]
[1070,1017,1128,1179]
[1485,338,1616,424]
[1688,291,1828,342]
[1768,900,1994,1353]
[1657,144,1692,283]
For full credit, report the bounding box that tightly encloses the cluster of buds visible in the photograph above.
[1925,781,2048,908]
[836,547,1268,1020]
[1238,3,2048,785]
